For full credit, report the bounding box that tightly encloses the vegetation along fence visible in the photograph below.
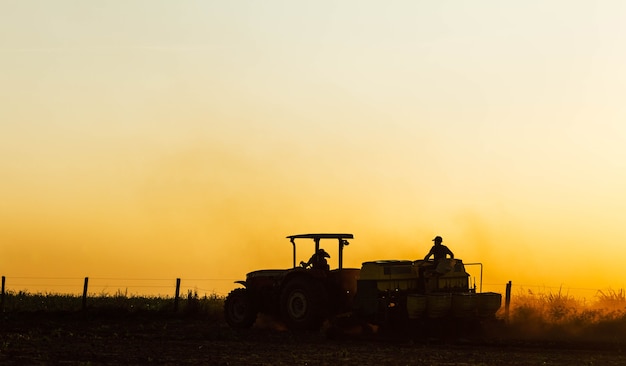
[3,275,612,321]
[0,276,231,313]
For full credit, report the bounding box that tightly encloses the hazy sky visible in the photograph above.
[1,1,625,297]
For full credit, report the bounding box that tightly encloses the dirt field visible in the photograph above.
[1,312,625,365]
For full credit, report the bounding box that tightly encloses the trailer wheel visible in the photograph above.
[280,278,327,330]
[224,288,257,328]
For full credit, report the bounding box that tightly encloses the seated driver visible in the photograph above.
[301,248,331,271]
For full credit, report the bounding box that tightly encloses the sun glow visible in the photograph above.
[1,2,626,298]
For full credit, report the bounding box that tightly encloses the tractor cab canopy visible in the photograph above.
[286,233,353,270]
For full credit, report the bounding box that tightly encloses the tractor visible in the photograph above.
[224,233,502,331]
[223,233,360,330]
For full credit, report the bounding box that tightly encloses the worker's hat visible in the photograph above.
[317,248,330,258]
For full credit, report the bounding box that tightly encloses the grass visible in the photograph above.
[4,287,626,344]
[1,289,225,317]
[504,287,626,343]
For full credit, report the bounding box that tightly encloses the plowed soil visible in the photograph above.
[1,312,625,365]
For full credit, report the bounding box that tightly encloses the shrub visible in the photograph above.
[506,287,626,342]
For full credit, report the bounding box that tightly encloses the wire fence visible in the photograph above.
[1,274,616,310]
[0,275,239,313]
[1,276,612,297]
[1,276,238,298]
[459,264,611,300]
[483,282,620,303]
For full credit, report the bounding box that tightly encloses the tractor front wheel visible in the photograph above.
[280,278,327,330]
[224,288,257,328]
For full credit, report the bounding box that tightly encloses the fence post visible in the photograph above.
[174,278,181,312]
[505,280,512,323]
[1,276,5,312]
[82,277,89,310]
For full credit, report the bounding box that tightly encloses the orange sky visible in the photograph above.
[1,2,625,298]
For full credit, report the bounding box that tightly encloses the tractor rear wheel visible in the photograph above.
[280,278,327,330]
[224,288,257,328]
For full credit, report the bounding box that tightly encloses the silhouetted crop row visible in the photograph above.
[4,287,626,344]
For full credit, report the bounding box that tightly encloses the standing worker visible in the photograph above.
[423,236,454,262]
